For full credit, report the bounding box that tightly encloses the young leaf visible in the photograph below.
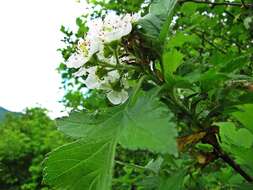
[159,170,186,190]
[145,157,164,174]
[218,122,253,149]
[232,104,253,134]
[138,0,177,41]
[217,122,253,175]
[162,49,184,82]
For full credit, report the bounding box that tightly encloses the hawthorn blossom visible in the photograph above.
[82,67,130,105]
[86,13,139,44]
[102,13,133,43]
[66,37,102,69]
[105,70,120,83]
[73,67,87,77]
[96,51,117,65]
[86,17,103,36]
[77,36,102,60]
[105,72,130,105]
[66,13,139,69]
[66,53,88,69]
[121,75,130,89]
[96,70,120,91]
[66,12,139,105]
[81,65,129,105]
[106,89,129,105]
[83,67,101,89]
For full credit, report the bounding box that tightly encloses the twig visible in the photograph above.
[240,0,248,8]
[178,0,253,9]
[214,147,253,182]
[203,131,253,182]
[115,160,147,171]
[194,31,227,54]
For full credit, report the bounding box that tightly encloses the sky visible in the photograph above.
[0,0,87,118]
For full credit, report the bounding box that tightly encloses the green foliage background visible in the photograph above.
[0,108,66,190]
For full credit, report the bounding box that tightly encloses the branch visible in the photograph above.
[115,160,148,171]
[214,147,253,182]
[240,0,249,8]
[193,30,227,54]
[178,0,253,9]
[202,131,253,182]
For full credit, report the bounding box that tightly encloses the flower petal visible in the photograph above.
[107,90,129,105]
[83,68,101,89]
[73,67,87,77]
[66,53,88,69]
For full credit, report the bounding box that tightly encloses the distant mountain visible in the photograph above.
[0,107,9,121]
[0,107,20,122]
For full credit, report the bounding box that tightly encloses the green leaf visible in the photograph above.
[217,122,253,149]
[139,176,160,190]
[159,170,186,190]
[235,183,253,190]
[219,55,249,73]
[138,0,177,41]
[44,89,178,190]
[217,122,253,175]
[180,2,198,16]
[43,137,117,190]
[139,170,186,190]
[165,32,198,49]
[232,104,253,134]
[145,156,164,174]
[59,90,178,155]
[162,49,184,82]
[57,107,122,139]
[118,90,178,155]
[230,147,253,175]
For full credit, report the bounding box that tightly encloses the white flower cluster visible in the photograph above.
[65,13,140,105]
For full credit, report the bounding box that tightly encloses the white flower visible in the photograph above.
[106,89,129,105]
[83,66,101,89]
[96,49,106,61]
[66,12,138,69]
[121,76,130,89]
[120,55,135,64]
[121,14,133,36]
[78,36,102,58]
[131,13,141,23]
[84,74,101,89]
[66,37,102,69]
[87,17,103,36]
[105,70,120,83]
[73,67,87,77]
[66,53,88,69]
[101,13,133,43]
[86,13,138,44]
[86,66,97,74]
[96,50,117,65]
[109,56,117,65]
[92,69,120,90]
